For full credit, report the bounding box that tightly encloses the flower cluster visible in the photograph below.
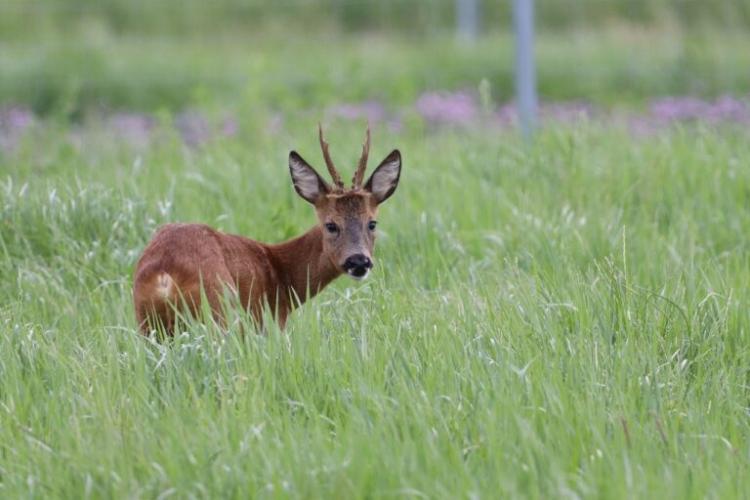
[2,94,748,152]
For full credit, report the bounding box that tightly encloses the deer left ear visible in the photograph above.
[364,150,401,204]
[289,151,330,204]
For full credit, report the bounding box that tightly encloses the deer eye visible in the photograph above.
[325,222,339,234]
[368,220,377,231]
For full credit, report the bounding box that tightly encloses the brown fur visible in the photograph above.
[133,222,341,332]
[133,128,401,335]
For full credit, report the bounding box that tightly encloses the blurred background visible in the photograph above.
[1,0,750,149]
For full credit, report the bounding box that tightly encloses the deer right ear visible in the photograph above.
[289,151,330,204]
[364,150,401,204]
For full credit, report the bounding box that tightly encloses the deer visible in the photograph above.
[133,125,402,335]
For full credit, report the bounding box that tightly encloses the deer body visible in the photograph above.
[133,223,339,331]
[133,126,401,334]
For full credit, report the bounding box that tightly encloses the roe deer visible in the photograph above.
[133,125,401,334]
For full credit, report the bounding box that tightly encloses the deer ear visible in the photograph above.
[364,150,401,204]
[289,151,329,204]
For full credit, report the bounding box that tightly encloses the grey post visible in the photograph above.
[456,0,480,41]
[513,0,537,138]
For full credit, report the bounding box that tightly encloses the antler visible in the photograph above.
[318,123,344,190]
[352,125,370,189]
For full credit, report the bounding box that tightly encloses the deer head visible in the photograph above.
[289,125,402,280]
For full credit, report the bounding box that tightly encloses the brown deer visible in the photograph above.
[133,125,401,334]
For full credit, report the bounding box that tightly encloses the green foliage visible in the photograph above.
[1,120,749,497]
[3,0,750,40]
[1,7,749,494]
[2,29,750,116]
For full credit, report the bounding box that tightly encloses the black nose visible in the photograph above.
[343,254,373,276]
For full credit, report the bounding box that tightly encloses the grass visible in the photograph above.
[1,116,749,497]
[3,28,750,115]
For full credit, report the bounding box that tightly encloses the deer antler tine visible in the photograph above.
[352,125,370,188]
[318,123,344,190]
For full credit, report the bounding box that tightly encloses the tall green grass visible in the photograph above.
[1,121,748,497]
[3,29,750,115]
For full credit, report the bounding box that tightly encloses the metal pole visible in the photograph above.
[456,0,479,41]
[513,0,537,138]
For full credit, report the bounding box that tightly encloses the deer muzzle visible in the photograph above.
[343,254,373,280]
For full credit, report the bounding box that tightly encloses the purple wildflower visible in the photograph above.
[415,91,478,125]
[175,111,212,147]
[710,95,750,123]
[109,112,154,148]
[328,101,386,123]
[221,115,239,137]
[0,106,34,152]
[649,96,750,124]
[650,96,711,122]
[492,100,593,128]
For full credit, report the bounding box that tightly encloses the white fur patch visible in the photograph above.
[346,268,369,281]
[155,273,173,299]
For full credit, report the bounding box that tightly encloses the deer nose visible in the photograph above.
[343,254,373,277]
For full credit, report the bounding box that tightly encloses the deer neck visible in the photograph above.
[266,225,341,307]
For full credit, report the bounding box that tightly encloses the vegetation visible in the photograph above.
[3,0,750,38]
[1,119,749,497]
[1,2,749,497]
[2,11,750,115]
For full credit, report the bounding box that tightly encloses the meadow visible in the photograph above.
[2,22,750,499]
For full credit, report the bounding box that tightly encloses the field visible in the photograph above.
[2,20,750,499]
